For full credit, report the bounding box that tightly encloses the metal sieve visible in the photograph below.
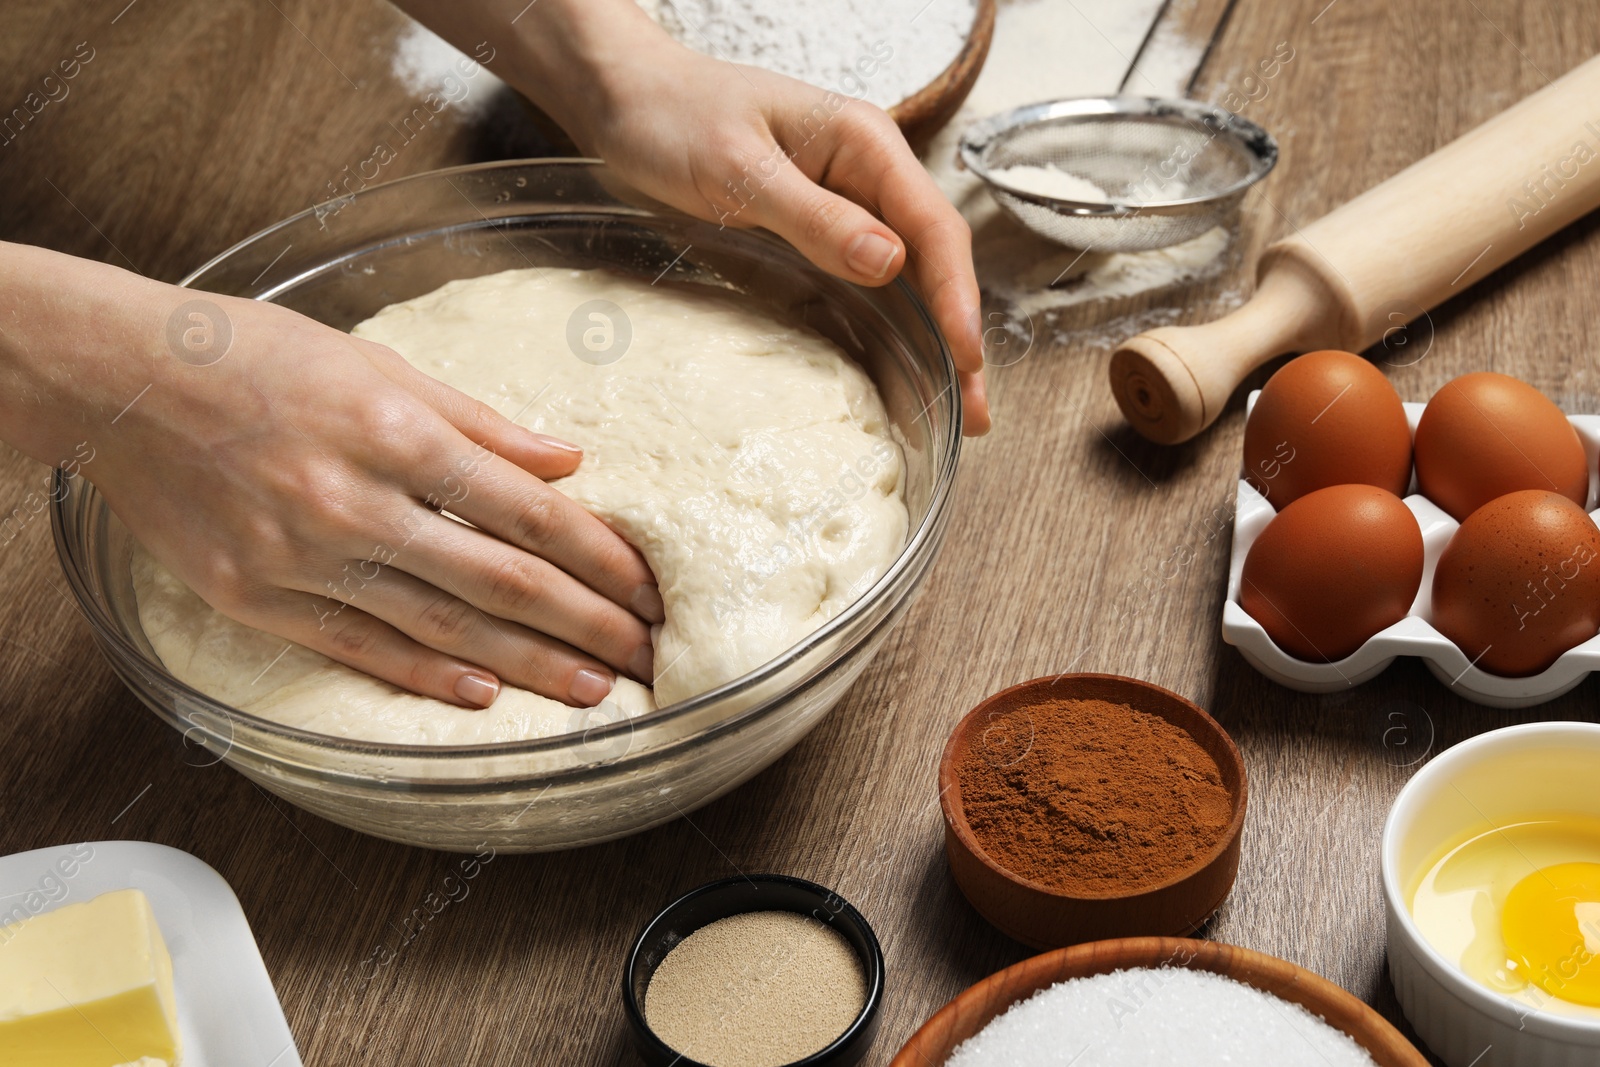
[960,96,1278,253]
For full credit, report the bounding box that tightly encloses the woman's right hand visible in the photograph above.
[0,243,660,708]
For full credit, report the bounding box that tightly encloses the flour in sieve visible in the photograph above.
[920,1,1231,326]
[990,165,1111,203]
[642,0,977,110]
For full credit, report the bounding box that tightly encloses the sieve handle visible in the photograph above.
[1110,53,1600,445]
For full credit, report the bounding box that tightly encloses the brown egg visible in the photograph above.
[1243,350,1412,508]
[1414,372,1588,521]
[1240,484,1424,662]
[1431,490,1600,677]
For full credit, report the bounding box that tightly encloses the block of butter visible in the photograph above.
[0,887,182,1067]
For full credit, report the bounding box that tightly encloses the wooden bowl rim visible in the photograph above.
[887,0,996,123]
[889,936,1429,1067]
[938,673,1249,902]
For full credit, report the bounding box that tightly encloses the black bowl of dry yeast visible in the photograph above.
[623,874,885,1067]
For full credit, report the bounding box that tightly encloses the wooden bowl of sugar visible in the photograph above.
[524,0,995,156]
[891,937,1429,1067]
[938,674,1247,949]
[890,0,996,153]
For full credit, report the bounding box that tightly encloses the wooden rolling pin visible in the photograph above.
[1110,54,1600,444]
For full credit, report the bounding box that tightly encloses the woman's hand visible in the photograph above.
[399,0,991,435]
[581,53,992,435]
[0,243,660,708]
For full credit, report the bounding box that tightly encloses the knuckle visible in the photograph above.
[691,130,787,222]
[280,460,361,538]
[578,612,631,663]
[913,211,972,251]
[356,393,435,468]
[510,493,563,549]
[352,336,404,369]
[692,158,744,216]
[484,554,546,615]
[325,618,381,661]
[418,594,478,643]
[463,398,501,440]
[242,515,292,565]
[350,392,414,445]
[801,195,846,245]
[400,660,440,698]
[847,103,898,140]
[709,140,746,178]
[951,213,974,245]
[195,554,251,612]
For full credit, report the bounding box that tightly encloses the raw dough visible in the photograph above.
[133,268,908,745]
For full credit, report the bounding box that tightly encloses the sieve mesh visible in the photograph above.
[961,98,1278,253]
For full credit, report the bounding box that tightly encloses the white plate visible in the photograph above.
[0,840,301,1067]
[1222,394,1600,708]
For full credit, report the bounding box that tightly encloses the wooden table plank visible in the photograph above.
[2,1,1599,1064]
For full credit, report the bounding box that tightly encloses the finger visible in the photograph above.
[960,370,991,436]
[861,176,991,435]
[741,155,909,287]
[807,115,990,435]
[252,593,504,709]
[355,335,587,482]
[395,512,653,681]
[307,565,621,708]
[850,155,983,374]
[415,450,664,624]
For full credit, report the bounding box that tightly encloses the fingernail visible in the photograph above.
[629,642,654,682]
[454,672,499,709]
[968,373,992,436]
[846,233,899,280]
[631,582,665,623]
[571,668,614,707]
[532,432,582,454]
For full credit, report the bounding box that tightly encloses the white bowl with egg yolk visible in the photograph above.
[1383,722,1600,1067]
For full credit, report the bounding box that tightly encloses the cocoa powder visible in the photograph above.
[955,697,1234,894]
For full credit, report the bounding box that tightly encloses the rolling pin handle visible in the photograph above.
[1109,259,1337,444]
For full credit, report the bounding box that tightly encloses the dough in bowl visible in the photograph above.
[133,268,908,745]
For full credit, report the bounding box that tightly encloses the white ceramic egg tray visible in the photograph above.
[1223,393,1600,708]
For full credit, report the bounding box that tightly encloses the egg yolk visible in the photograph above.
[1502,862,1600,1006]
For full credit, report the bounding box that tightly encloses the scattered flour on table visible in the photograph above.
[1009,225,1232,316]
[946,968,1378,1067]
[641,0,977,109]
[133,269,907,746]
[1041,292,1242,357]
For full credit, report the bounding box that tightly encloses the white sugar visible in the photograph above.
[946,967,1378,1067]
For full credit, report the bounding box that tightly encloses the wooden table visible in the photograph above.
[2,1,1597,1063]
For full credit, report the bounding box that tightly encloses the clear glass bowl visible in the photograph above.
[51,161,961,852]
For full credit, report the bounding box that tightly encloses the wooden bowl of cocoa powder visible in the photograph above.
[938,674,1247,949]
